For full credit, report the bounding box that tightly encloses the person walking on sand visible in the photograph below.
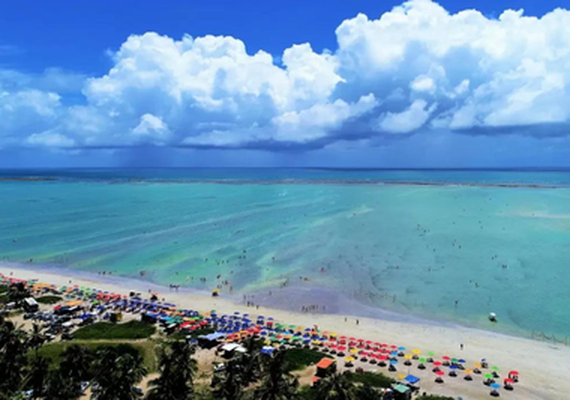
[460,343,464,350]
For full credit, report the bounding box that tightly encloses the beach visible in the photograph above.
[2,263,568,400]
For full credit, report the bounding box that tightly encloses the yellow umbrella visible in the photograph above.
[404,354,413,359]
[350,348,359,354]
[412,349,421,354]
[272,343,280,348]
[465,369,474,374]
[329,332,337,337]
[345,356,355,362]
[398,374,406,380]
[474,362,482,368]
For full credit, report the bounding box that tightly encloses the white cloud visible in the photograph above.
[26,131,75,148]
[7,0,570,150]
[132,113,169,143]
[378,99,435,133]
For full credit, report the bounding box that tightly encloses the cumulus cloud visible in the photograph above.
[5,0,570,151]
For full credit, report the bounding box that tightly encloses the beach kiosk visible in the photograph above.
[220,343,247,359]
[391,383,412,400]
[23,297,39,313]
[315,357,336,378]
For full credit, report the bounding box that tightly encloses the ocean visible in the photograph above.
[1,168,569,339]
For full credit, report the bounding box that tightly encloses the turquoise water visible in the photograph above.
[1,169,570,338]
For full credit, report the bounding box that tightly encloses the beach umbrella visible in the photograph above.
[504,378,514,384]
[427,351,435,356]
[474,362,482,368]
[419,357,426,363]
[389,359,398,365]
[509,370,519,376]
[350,349,359,354]
[433,361,442,367]
[435,370,445,376]
[337,346,347,352]
[404,354,413,359]
[484,373,494,379]
[458,359,466,363]
[442,356,450,361]
[412,349,421,355]
[491,366,500,372]
[398,346,406,351]
[490,383,500,389]
[345,356,355,362]
[465,369,474,374]
[449,365,458,370]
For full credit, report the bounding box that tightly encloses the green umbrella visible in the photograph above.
[427,352,435,357]
[451,358,458,363]
[491,366,500,372]
[484,373,494,379]
[419,357,426,363]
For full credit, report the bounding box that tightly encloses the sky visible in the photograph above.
[2,0,570,168]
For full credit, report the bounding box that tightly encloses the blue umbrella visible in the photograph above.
[490,383,500,389]
[390,351,398,356]
[398,346,406,351]
[389,359,398,364]
[458,359,466,363]
[449,365,458,370]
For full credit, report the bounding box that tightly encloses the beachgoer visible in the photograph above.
[460,343,464,350]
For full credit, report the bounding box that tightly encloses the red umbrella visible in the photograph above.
[360,351,369,356]
[357,338,365,342]
[378,355,388,360]
[435,370,445,376]
[442,356,450,361]
[390,345,397,349]
[329,344,337,349]
[504,378,514,383]
[339,335,347,340]
[433,361,442,366]
[349,337,356,341]
[509,370,519,376]
[337,346,347,351]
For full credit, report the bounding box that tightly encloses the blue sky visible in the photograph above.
[2,0,570,167]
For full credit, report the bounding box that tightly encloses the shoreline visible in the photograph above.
[2,263,569,399]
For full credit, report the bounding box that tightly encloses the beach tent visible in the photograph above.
[315,358,336,377]
[404,375,420,384]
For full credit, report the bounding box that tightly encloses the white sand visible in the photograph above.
[1,264,567,400]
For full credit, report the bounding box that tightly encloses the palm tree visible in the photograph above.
[353,383,379,400]
[314,372,356,400]
[28,324,46,357]
[146,341,197,400]
[60,345,94,386]
[26,355,49,399]
[44,369,79,400]
[211,356,245,400]
[0,319,29,394]
[7,282,29,306]
[254,351,299,400]
[92,347,147,400]
[236,338,261,387]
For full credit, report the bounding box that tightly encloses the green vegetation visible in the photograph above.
[417,396,456,400]
[38,340,157,371]
[36,295,63,304]
[169,326,214,340]
[73,320,156,340]
[283,348,327,372]
[345,370,395,388]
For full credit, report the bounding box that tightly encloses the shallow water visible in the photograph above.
[1,169,569,338]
